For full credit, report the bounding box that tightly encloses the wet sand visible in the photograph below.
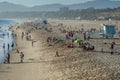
[0,20,120,80]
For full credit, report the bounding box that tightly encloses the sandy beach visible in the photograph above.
[0,20,120,80]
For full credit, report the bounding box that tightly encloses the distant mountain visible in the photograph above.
[0,0,120,12]
[31,4,65,11]
[69,0,120,9]
[0,2,29,12]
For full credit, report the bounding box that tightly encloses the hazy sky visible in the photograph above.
[0,0,119,6]
[0,0,94,6]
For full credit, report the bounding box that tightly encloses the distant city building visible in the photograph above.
[98,16,105,20]
[75,16,81,20]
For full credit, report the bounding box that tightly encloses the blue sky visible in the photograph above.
[0,0,119,6]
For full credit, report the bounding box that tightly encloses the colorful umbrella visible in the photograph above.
[74,39,83,43]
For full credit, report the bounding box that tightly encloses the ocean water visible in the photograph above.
[0,19,17,63]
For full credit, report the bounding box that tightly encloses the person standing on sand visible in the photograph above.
[7,53,10,64]
[14,34,17,38]
[110,42,115,55]
[16,49,19,53]
[47,37,50,43]
[83,32,86,40]
[55,51,59,57]
[32,40,34,46]
[21,32,24,39]
[20,52,24,63]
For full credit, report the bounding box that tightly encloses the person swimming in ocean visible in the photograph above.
[11,42,14,48]
[8,43,10,51]
[3,43,5,49]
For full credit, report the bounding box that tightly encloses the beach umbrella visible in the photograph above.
[74,39,83,43]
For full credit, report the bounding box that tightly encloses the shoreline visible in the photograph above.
[0,19,16,63]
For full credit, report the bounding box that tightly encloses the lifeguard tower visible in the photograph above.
[102,24,116,38]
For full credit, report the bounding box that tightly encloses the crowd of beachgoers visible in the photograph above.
[0,20,120,80]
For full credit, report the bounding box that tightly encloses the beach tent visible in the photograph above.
[74,39,83,44]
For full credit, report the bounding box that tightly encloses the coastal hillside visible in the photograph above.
[0,7,120,20]
[0,0,120,12]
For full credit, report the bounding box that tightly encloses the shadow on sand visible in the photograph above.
[9,60,51,64]
[93,50,111,53]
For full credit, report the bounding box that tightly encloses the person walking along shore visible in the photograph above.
[7,53,10,64]
[20,52,24,63]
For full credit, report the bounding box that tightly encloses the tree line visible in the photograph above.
[0,7,120,20]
